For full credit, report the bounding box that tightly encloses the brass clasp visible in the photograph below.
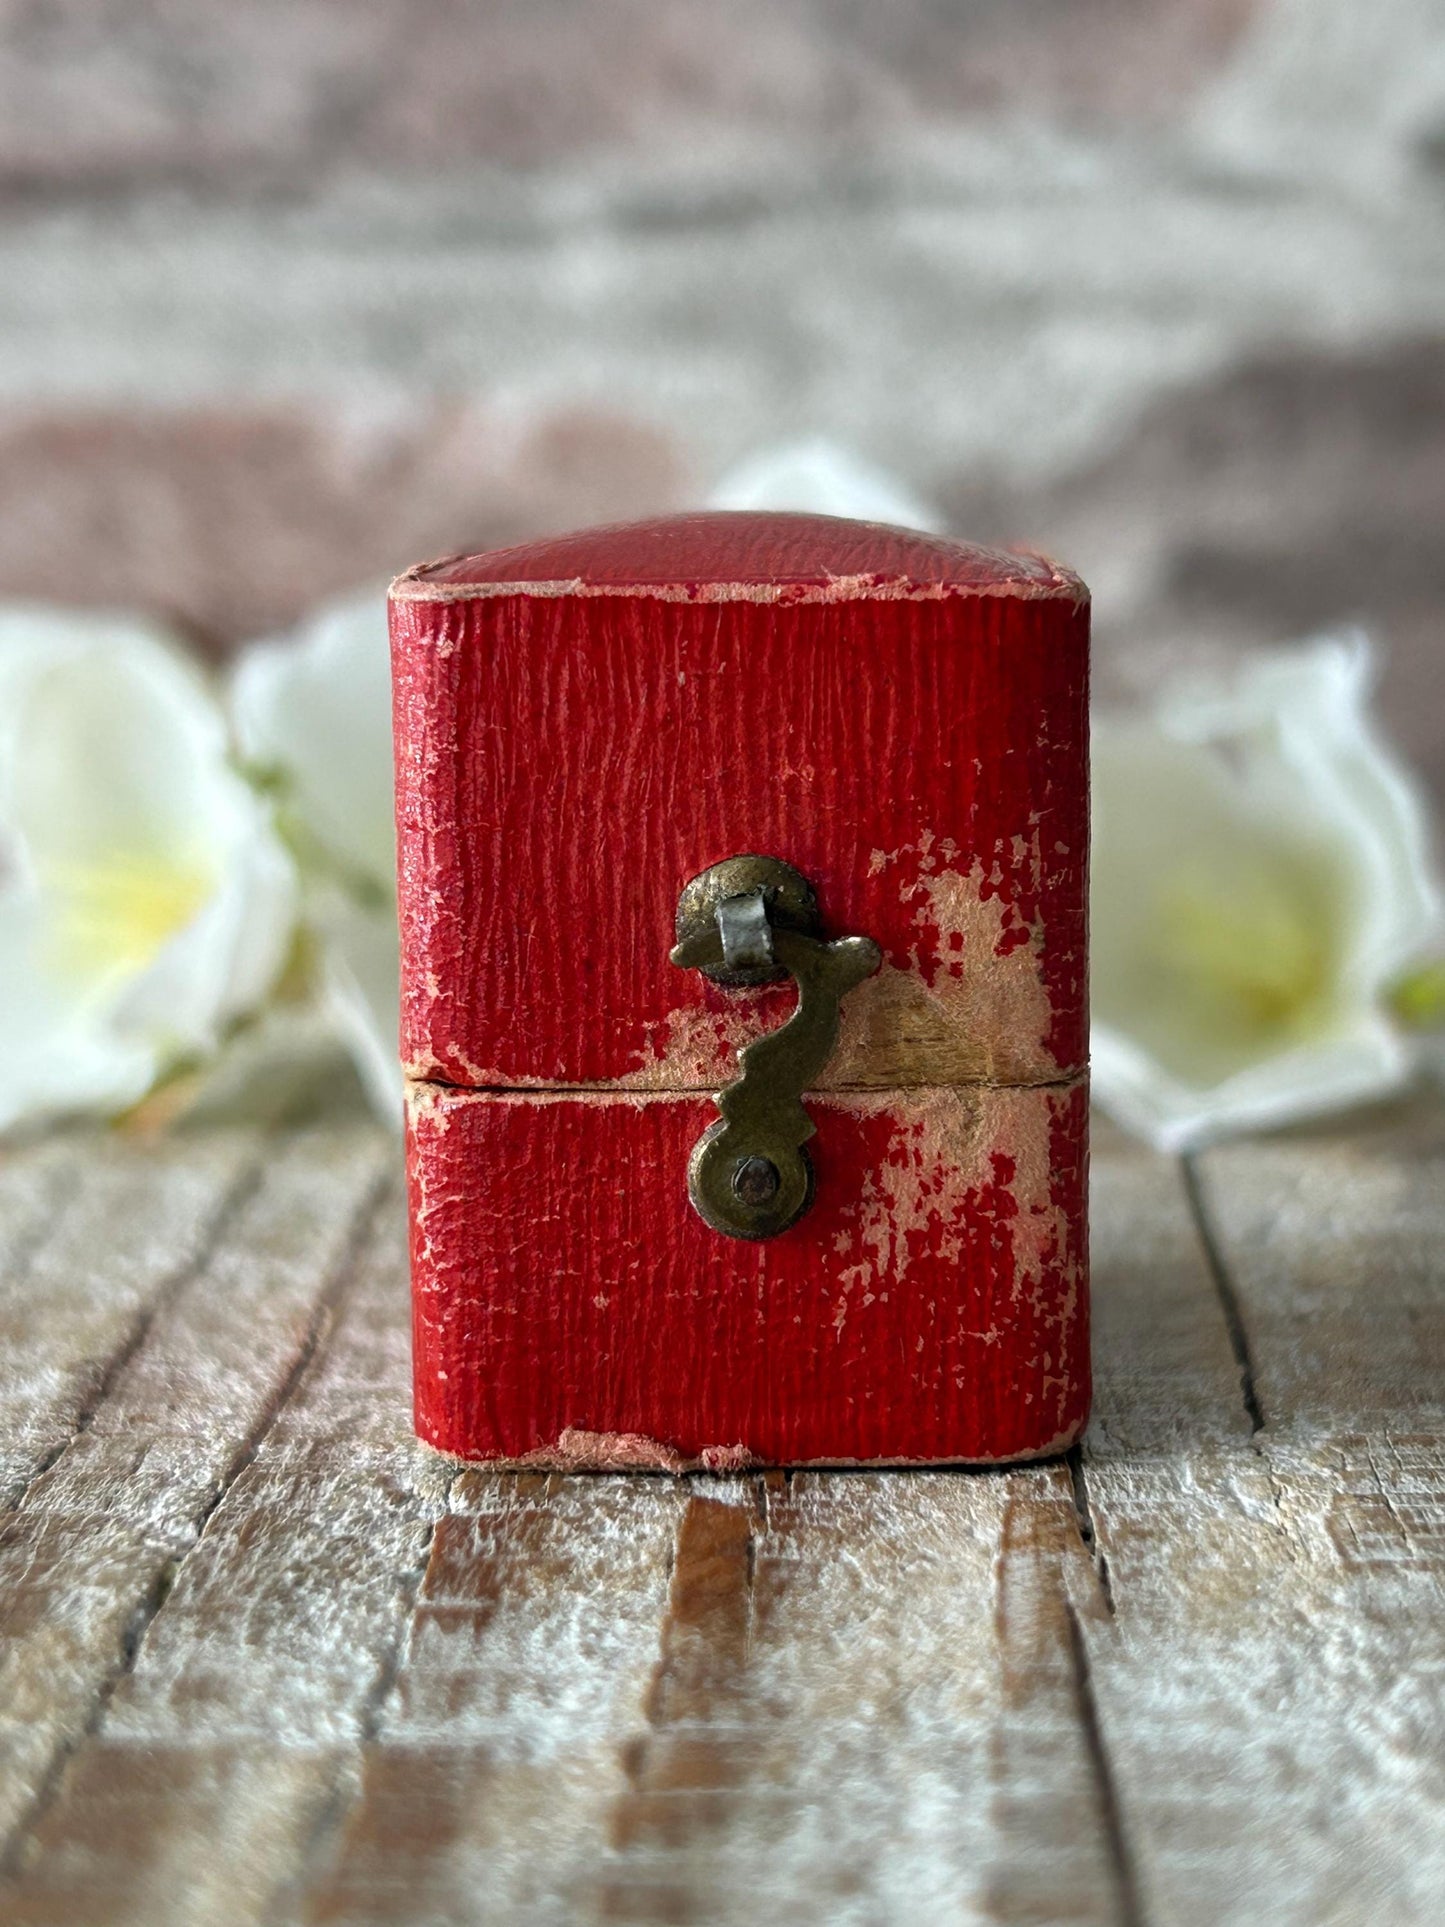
[670,856,881,1240]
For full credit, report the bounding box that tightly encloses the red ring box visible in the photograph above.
[391,511,1090,1468]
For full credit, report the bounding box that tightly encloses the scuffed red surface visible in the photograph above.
[407,1085,1090,1466]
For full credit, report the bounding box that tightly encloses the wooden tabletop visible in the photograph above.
[0,1096,1441,1926]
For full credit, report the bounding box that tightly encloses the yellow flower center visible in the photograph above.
[46,850,213,981]
[1151,856,1335,1040]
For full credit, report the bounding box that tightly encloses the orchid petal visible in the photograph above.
[0,607,298,1132]
[1092,633,1444,1150]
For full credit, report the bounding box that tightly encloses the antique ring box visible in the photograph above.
[390,511,1090,1468]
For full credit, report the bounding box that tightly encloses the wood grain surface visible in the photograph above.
[0,1096,1441,1924]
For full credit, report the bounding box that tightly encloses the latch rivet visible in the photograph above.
[732,1156,781,1206]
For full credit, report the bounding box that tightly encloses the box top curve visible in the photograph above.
[390,510,1087,606]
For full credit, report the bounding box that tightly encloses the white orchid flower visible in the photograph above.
[232,592,401,1123]
[1092,633,1444,1152]
[0,608,298,1133]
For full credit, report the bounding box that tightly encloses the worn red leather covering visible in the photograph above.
[392,511,1090,1466]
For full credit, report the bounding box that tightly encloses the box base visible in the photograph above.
[406,1080,1091,1469]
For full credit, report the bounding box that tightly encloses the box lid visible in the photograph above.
[391,512,1089,1092]
[394,510,1086,604]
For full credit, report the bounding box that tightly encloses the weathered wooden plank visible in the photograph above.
[295,1464,1116,1927]
[1195,1099,1445,1437]
[1066,1141,1273,1927]
[1072,1105,1445,1927]
[0,1128,264,1509]
[0,1449,1120,1923]
[693,1469,1117,1927]
[295,1471,688,1927]
[1187,1101,1445,1923]
[985,1474,1130,1927]
[0,1124,390,1880]
[0,1170,451,1927]
[1086,1126,1255,1463]
[0,1137,88,1295]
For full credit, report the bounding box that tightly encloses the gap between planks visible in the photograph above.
[1180,1154,1266,1436]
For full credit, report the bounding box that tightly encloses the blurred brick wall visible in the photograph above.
[0,0,1440,794]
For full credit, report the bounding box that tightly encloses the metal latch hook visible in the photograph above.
[670,855,882,1240]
